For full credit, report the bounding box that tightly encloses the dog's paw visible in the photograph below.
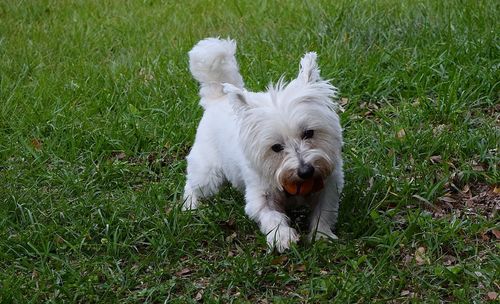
[308,226,338,242]
[182,194,199,211]
[267,226,299,253]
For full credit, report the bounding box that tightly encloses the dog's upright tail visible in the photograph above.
[188,38,244,106]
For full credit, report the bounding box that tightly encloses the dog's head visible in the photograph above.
[224,53,343,195]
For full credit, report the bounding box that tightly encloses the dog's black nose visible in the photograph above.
[298,164,315,180]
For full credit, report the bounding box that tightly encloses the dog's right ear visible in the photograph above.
[222,83,249,109]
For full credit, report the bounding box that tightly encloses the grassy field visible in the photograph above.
[1,0,499,302]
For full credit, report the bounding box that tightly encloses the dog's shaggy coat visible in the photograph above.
[183,38,344,252]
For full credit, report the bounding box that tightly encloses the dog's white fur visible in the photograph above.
[183,38,344,252]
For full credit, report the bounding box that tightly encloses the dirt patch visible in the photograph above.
[433,182,499,219]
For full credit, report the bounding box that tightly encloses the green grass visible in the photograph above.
[1,0,499,302]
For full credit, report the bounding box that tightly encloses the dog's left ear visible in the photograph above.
[298,52,321,84]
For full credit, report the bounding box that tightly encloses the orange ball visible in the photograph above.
[283,181,298,195]
[283,178,319,196]
[299,178,315,195]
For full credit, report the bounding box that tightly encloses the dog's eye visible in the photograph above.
[271,144,284,153]
[303,129,314,139]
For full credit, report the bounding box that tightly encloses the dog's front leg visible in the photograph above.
[308,173,343,241]
[244,189,298,253]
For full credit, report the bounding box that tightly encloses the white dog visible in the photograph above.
[183,38,344,252]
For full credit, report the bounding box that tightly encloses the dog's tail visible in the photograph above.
[188,38,244,105]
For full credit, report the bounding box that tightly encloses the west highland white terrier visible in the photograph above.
[183,38,344,252]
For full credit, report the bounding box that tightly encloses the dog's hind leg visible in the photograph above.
[182,149,225,210]
[183,167,224,210]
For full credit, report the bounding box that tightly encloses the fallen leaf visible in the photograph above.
[367,177,374,190]
[491,229,500,239]
[219,218,237,232]
[340,97,349,106]
[271,255,288,265]
[176,268,192,277]
[473,165,485,172]
[493,186,500,194]
[396,128,406,139]
[195,290,203,301]
[225,232,237,242]
[403,254,413,265]
[462,184,470,194]
[293,264,306,272]
[465,199,475,208]
[480,231,491,242]
[415,247,430,265]
[487,292,498,301]
[433,124,447,136]
[117,152,127,160]
[31,138,43,150]
[111,151,127,161]
[194,278,209,289]
[442,255,457,266]
[139,67,154,82]
[471,161,486,172]
[430,155,442,164]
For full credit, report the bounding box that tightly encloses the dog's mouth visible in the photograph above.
[282,177,324,196]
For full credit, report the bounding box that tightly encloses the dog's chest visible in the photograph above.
[278,193,319,211]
